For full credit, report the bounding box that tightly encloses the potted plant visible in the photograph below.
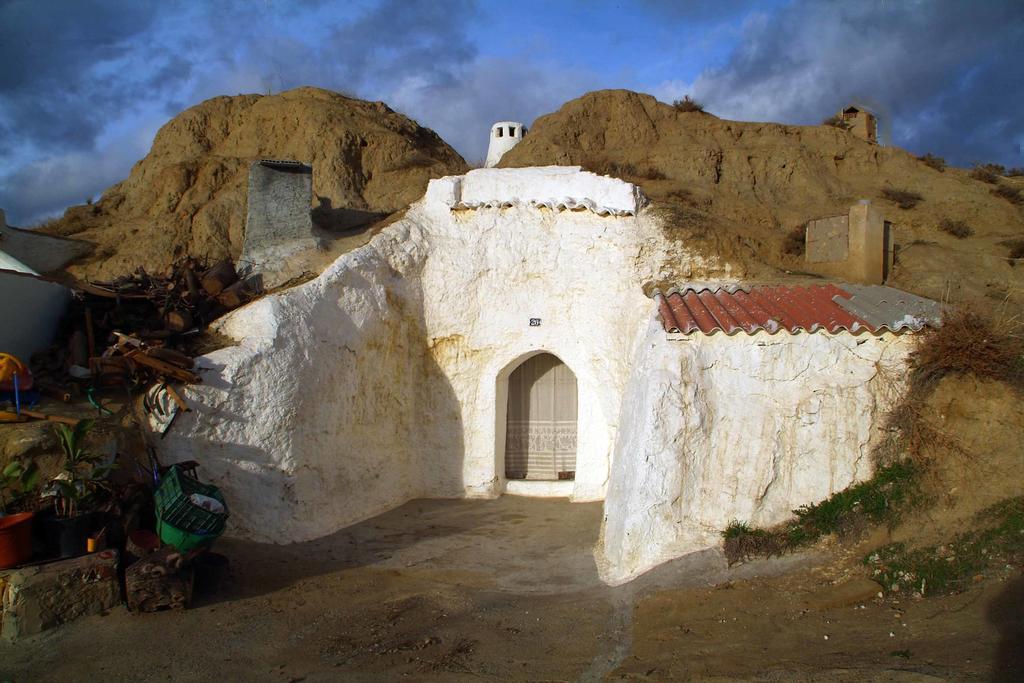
[42,419,117,558]
[0,458,41,568]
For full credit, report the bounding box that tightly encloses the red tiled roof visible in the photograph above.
[656,284,940,336]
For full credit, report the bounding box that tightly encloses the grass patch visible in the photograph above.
[881,188,923,210]
[937,218,973,238]
[672,95,704,113]
[722,461,921,565]
[970,164,1002,184]
[991,184,1023,205]
[865,497,1024,596]
[917,153,946,171]
[782,226,806,256]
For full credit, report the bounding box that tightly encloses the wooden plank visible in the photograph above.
[164,383,190,412]
[125,350,201,384]
[18,409,80,426]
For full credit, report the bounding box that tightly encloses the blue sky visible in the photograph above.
[1,0,1021,225]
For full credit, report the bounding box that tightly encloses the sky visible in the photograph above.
[1,0,1022,225]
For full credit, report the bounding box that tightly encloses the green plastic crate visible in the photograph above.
[156,513,222,552]
[154,466,229,541]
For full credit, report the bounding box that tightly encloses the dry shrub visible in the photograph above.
[782,226,806,256]
[822,114,850,130]
[586,159,666,181]
[937,218,973,238]
[1008,167,1024,177]
[672,95,704,113]
[1002,239,1024,265]
[991,184,1023,205]
[650,201,705,234]
[970,164,1001,183]
[665,188,695,205]
[722,522,787,565]
[917,153,946,171]
[907,310,1024,393]
[881,187,923,210]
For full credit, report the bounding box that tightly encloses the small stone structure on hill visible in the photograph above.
[804,200,893,284]
[838,105,877,143]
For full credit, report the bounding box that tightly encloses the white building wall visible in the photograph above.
[0,252,71,361]
[599,322,912,584]
[161,167,686,542]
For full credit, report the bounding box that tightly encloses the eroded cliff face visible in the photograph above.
[600,322,912,583]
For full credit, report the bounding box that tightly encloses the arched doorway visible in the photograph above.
[504,353,578,481]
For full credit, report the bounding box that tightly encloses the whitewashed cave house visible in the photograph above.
[162,133,940,584]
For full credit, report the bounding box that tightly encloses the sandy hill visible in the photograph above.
[39,87,468,279]
[500,90,1024,307]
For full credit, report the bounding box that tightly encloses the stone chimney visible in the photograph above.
[485,121,526,167]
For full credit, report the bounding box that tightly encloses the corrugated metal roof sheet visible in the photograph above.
[834,285,943,332]
[656,284,942,336]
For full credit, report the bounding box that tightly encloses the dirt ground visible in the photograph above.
[1,497,1020,682]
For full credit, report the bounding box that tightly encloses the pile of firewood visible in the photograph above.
[78,258,252,334]
[31,258,256,397]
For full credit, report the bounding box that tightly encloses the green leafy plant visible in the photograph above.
[1,459,41,513]
[720,461,920,565]
[51,419,115,518]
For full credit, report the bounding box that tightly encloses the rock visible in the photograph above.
[0,550,120,640]
[0,422,62,480]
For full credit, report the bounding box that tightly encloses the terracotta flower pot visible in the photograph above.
[0,512,35,569]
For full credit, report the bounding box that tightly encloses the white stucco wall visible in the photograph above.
[598,322,912,584]
[161,167,688,542]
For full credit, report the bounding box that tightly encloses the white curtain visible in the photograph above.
[505,353,578,480]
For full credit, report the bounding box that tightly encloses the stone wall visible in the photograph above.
[803,201,890,285]
[1,550,119,640]
[240,161,316,287]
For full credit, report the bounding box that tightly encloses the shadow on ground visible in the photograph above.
[205,495,605,605]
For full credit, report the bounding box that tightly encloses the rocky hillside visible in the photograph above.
[500,90,1024,307]
[41,87,468,279]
